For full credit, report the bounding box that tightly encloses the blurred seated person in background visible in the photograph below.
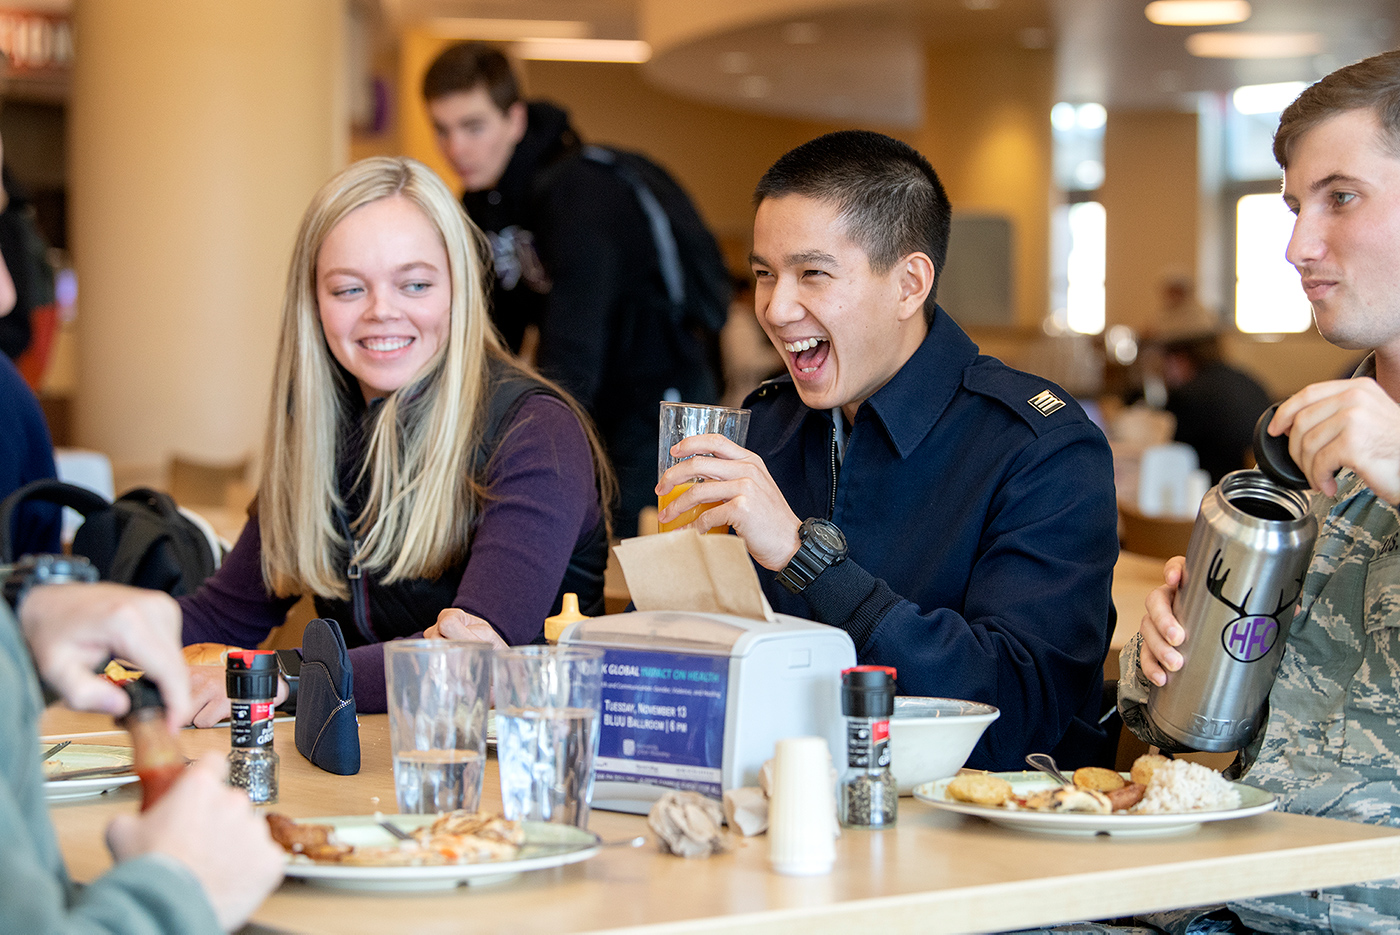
[0,240,60,556]
[1122,49,1400,932]
[179,157,612,726]
[0,576,282,933]
[656,131,1119,770]
[1145,304,1272,484]
[422,43,723,537]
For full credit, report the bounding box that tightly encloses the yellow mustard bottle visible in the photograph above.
[544,592,589,643]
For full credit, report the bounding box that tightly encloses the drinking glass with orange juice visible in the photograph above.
[657,402,751,534]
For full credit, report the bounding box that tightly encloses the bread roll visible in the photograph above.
[183,642,241,667]
[1130,753,1171,787]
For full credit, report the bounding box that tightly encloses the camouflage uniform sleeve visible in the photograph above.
[1117,632,1205,755]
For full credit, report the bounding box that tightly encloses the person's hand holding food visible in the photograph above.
[19,583,192,729]
[655,432,803,571]
[107,753,285,931]
[1139,555,1187,687]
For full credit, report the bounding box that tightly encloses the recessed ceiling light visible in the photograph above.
[741,75,772,98]
[513,38,651,63]
[962,0,1001,9]
[1186,31,1322,59]
[1232,81,1307,114]
[781,22,821,44]
[719,51,751,74]
[1144,1,1250,26]
[429,18,591,40]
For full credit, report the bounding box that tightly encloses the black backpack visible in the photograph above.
[578,145,732,336]
[0,479,219,596]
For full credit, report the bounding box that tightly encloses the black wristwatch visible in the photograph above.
[2,554,99,612]
[777,518,848,594]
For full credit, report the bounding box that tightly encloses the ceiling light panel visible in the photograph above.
[1144,1,1250,27]
[513,38,652,63]
[428,18,590,41]
[1186,31,1322,59]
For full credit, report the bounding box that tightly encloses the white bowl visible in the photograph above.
[887,697,1000,795]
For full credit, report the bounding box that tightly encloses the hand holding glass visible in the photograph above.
[384,640,491,814]
[657,402,751,533]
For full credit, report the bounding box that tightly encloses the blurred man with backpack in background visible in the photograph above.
[422,42,729,536]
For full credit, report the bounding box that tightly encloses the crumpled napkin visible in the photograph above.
[722,786,768,836]
[647,791,727,858]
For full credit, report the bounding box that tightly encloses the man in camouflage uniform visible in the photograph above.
[1120,48,1400,934]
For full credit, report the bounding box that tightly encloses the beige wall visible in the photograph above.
[69,0,345,478]
[918,45,1053,328]
[398,28,859,258]
[1101,110,1199,333]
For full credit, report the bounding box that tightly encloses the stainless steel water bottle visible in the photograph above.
[1145,461,1317,752]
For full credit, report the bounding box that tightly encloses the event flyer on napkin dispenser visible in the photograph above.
[594,648,729,797]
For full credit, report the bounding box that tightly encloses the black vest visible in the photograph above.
[314,366,607,648]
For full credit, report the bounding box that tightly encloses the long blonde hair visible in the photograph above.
[259,156,542,598]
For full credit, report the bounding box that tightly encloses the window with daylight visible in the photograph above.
[1049,101,1107,335]
[1234,193,1310,334]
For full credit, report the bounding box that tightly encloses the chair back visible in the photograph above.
[168,454,249,508]
[1119,503,1196,560]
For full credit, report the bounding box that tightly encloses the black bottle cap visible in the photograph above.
[226,649,279,701]
[841,665,897,718]
[121,676,165,716]
[1252,403,1309,490]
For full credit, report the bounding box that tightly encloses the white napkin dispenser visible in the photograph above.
[559,610,855,815]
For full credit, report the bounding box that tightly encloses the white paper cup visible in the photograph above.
[768,736,837,876]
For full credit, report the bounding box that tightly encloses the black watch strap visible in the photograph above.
[3,554,99,612]
[777,518,848,594]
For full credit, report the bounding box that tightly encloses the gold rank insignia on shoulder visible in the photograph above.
[1027,389,1066,416]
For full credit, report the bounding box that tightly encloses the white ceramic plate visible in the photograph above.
[282,815,600,891]
[43,744,138,802]
[913,771,1277,837]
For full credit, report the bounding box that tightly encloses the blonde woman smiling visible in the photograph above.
[179,157,612,726]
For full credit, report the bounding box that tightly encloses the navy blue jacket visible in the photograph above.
[0,353,59,556]
[746,308,1118,771]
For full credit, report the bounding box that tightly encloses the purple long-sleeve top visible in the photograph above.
[179,394,602,710]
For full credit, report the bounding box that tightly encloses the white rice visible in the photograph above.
[1131,759,1240,814]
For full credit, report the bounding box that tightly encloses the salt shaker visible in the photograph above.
[227,649,279,804]
[839,665,897,828]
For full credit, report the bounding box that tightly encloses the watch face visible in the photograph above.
[807,521,845,553]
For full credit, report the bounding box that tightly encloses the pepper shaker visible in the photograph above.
[227,649,279,804]
[839,665,897,828]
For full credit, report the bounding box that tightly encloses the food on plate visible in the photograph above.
[266,810,525,866]
[1130,753,1170,787]
[1072,766,1124,792]
[946,773,1014,806]
[183,643,241,667]
[266,813,352,862]
[945,754,1237,816]
[1132,759,1240,814]
[1103,781,1147,812]
[102,660,144,685]
[1021,785,1111,814]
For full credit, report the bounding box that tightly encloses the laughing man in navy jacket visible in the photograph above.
[656,132,1119,771]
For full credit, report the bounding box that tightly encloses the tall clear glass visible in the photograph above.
[657,401,751,533]
[384,640,491,814]
[493,645,604,828]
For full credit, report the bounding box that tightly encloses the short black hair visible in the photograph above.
[754,131,951,323]
[422,42,520,112]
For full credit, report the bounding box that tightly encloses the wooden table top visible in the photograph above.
[40,706,1400,935]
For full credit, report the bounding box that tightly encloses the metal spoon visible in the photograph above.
[1025,752,1073,785]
